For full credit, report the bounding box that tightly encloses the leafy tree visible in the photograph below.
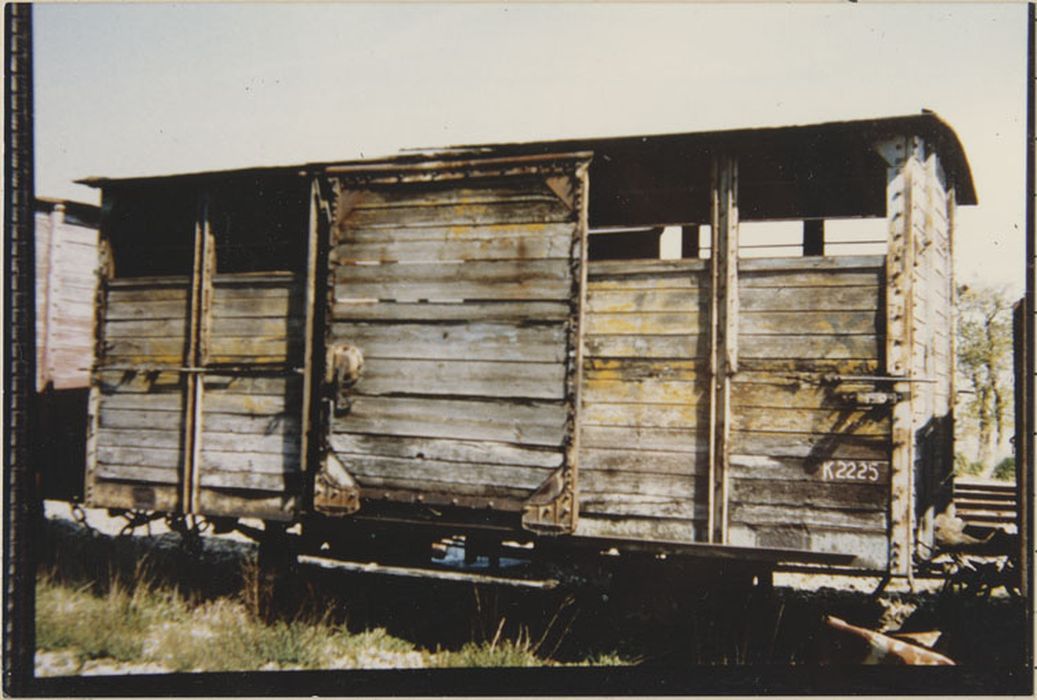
[956,284,1014,474]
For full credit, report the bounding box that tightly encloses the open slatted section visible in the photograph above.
[577,259,709,542]
[727,256,890,569]
[328,168,583,508]
[196,274,305,519]
[88,279,190,511]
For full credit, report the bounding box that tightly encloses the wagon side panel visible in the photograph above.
[575,259,710,542]
[726,257,892,570]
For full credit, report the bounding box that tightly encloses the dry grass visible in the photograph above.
[35,561,637,674]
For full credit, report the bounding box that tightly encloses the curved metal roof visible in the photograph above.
[79,112,975,226]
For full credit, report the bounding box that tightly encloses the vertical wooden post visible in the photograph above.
[707,156,739,544]
[300,177,327,506]
[681,224,700,259]
[182,196,214,515]
[803,219,824,257]
[876,136,921,580]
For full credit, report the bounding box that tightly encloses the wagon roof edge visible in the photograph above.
[75,111,976,205]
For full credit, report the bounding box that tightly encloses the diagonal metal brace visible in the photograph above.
[521,465,577,535]
[314,452,361,516]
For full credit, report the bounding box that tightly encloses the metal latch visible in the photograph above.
[327,343,364,414]
[844,391,901,406]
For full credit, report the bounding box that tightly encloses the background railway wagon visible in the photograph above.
[76,113,976,577]
[33,197,100,502]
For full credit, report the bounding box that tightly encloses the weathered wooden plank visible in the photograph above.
[580,447,707,476]
[587,275,701,292]
[580,470,700,498]
[581,402,707,429]
[342,181,558,210]
[99,392,182,412]
[202,392,290,416]
[731,430,888,460]
[201,375,299,397]
[202,412,299,435]
[104,319,189,338]
[587,259,707,277]
[86,482,181,513]
[104,337,186,362]
[95,464,180,486]
[97,371,182,394]
[199,450,298,474]
[338,221,574,245]
[358,358,565,400]
[333,300,570,323]
[740,311,877,336]
[581,377,707,405]
[584,334,707,359]
[341,454,551,490]
[580,425,708,453]
[207,317,304,338]
[207,337,297,362]
[586,289,706,314]
[585,312,702,336]
[335,396,566,446]
[739,255,885,272]
[97,428,182,450]
[579,494,706,520]
[97,445,181,469]
[730,454,891,485]
[729,503,887,531]
[730,478,887,511]
[574,516,699,543]
[583,358,703,382]
[200,430,299,454]
[738,358,880,374]
[333,233,572,264]
[341,199,571,229]
[99,408,184,431]
[198,469,293,492]
[356,476,530,501]
[329,433,563,468]
[195,489,295,521]
[105,300,190,321]
[732,377,876,410]
[739,334,879,360]
[732,407,889,436]
[726,525,888,566]
[334,259,572,301]
[333,322,566,363]
[106,286,190,303]
[211,297,296,319]
[739,270,882,289]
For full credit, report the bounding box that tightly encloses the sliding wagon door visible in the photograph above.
[316,155,590,532]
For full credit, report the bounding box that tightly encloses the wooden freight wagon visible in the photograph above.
[34,197,101,501]
[77,113,974,578]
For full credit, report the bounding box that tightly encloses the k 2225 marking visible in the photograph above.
[821,460,885,482]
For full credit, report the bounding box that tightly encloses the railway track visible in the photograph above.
[953,478,1019,532]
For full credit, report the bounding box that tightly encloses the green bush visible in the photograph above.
[992,457,1016,481]
[954,453,985,476]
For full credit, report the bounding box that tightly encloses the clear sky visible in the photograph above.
[33,3,1028,293]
